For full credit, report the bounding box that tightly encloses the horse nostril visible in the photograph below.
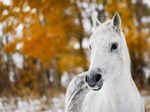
[85,75,89,83]
[85,75,96,87]
[95,74,102,82]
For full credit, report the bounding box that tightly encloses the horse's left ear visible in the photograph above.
[112,12,121,29]
[92,14,101,32]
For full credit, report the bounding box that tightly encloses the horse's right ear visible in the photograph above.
[112,12,121,29]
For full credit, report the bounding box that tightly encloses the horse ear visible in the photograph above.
[112,12,121,28]
[92,15,101,31]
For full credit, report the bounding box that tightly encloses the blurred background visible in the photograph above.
[0,0,150,111]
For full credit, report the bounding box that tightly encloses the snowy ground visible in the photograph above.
[142,90,150,111]
[0,94,65,112]
[0,92,149,112]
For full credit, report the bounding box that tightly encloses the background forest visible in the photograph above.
[0,0,150,111]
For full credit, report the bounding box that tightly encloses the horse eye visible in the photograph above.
[111,42,118,52]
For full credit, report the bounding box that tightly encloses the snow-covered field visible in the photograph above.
[0,92,149,112]
[0,94,65,112]
[142,90,150,111]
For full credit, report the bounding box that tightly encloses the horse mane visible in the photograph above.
[65,72,89,112]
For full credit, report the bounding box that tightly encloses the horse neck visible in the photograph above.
[117,32,132,81]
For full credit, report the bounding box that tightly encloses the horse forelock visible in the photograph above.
[90,19,122,42]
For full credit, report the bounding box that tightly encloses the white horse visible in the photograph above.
[65,13,145,112]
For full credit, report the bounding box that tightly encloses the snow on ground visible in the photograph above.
[141,90,150,110]
[144,96,150,109]
[0,92,149,112]
[0,94,65,112]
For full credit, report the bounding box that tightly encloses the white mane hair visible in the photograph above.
[65,13,145,112]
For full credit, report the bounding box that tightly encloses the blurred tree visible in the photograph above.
[0,0,88,95]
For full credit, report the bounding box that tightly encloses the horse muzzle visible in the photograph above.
[85,68,104,91]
